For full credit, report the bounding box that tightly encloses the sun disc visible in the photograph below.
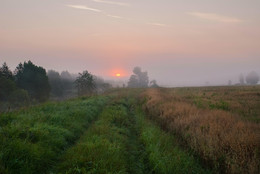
[116,73,121,77]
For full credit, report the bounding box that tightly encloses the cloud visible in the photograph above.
[188,12,243,23]
[66,4,167,28]
[92,0,130,6]
[105,14,124,19]
[147,22,168,27]
[66,5,102,13]
[66,4,126,21]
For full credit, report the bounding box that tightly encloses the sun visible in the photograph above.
[116,73,121,77]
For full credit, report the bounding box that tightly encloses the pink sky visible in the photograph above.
[1,0,260,86]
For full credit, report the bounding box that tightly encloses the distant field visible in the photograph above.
[173,85,260,122]
[0,86,259,174]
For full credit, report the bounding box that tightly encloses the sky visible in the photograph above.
[0,0,260,86]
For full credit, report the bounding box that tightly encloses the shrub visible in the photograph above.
[8,89,30,106]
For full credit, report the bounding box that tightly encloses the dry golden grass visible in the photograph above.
[143,88,260,174]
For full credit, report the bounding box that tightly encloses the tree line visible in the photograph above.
[239,72,259,85]
[0,61,48,108]
[0,61,111,111]
[228,72,260,86]
[0,62,158,110]
[127,66,159,88]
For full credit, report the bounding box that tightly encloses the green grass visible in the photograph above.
[0,88,222,173]
[56,95,210,174]
[136,107,211,174]
[56,100,130,174]
[0,96,108,174]
[208,100,230,111]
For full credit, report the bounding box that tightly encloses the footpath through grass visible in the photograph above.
[55,93,210,174]
[56,97,144,173]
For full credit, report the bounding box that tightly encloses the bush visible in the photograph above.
[8,89,30,107]
[0,77,16,101]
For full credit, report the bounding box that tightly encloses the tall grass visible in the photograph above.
[143,88,260,173]
[0,96,108,174]
[136,107,211,174]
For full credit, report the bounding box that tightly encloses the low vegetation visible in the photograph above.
[0,86,259,174]
[136,107,210,174]
[174,86,260,122]
[0,96,108,173]
[57,102,131,173]
[56,93,211,174]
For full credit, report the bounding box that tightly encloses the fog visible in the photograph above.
[2,55,259,87]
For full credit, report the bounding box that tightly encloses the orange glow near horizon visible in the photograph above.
[108,68,129,78]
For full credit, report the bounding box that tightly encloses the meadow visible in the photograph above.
[0,86,259,174]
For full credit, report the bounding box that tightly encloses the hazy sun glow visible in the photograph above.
[108,69,129,78]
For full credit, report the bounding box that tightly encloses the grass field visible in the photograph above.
[0,86,259,174]
[143,86,260,173]
[173,86,260,122]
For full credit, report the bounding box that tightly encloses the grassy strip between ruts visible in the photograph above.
[135,106,211,174]
[0,96,108,174]
[56,99,131,173]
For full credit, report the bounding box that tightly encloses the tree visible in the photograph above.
[15,61,50,102]
[128,66,149,88]
[8,89,30,107]
[75,71,96,96]
[239,74,245,85]
[61,70,75,93]
[150,80,159,88]
[0,62,16,101]
[228,80,232,86]
[48,70,63,97]
[0,62,14,80]
[128,75,139,88]
[246,71,259,85]
[93,76,111,93]
[61,71,72,80]
[0,76,16,101]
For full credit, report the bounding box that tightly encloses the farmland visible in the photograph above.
[0,86,259,174]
